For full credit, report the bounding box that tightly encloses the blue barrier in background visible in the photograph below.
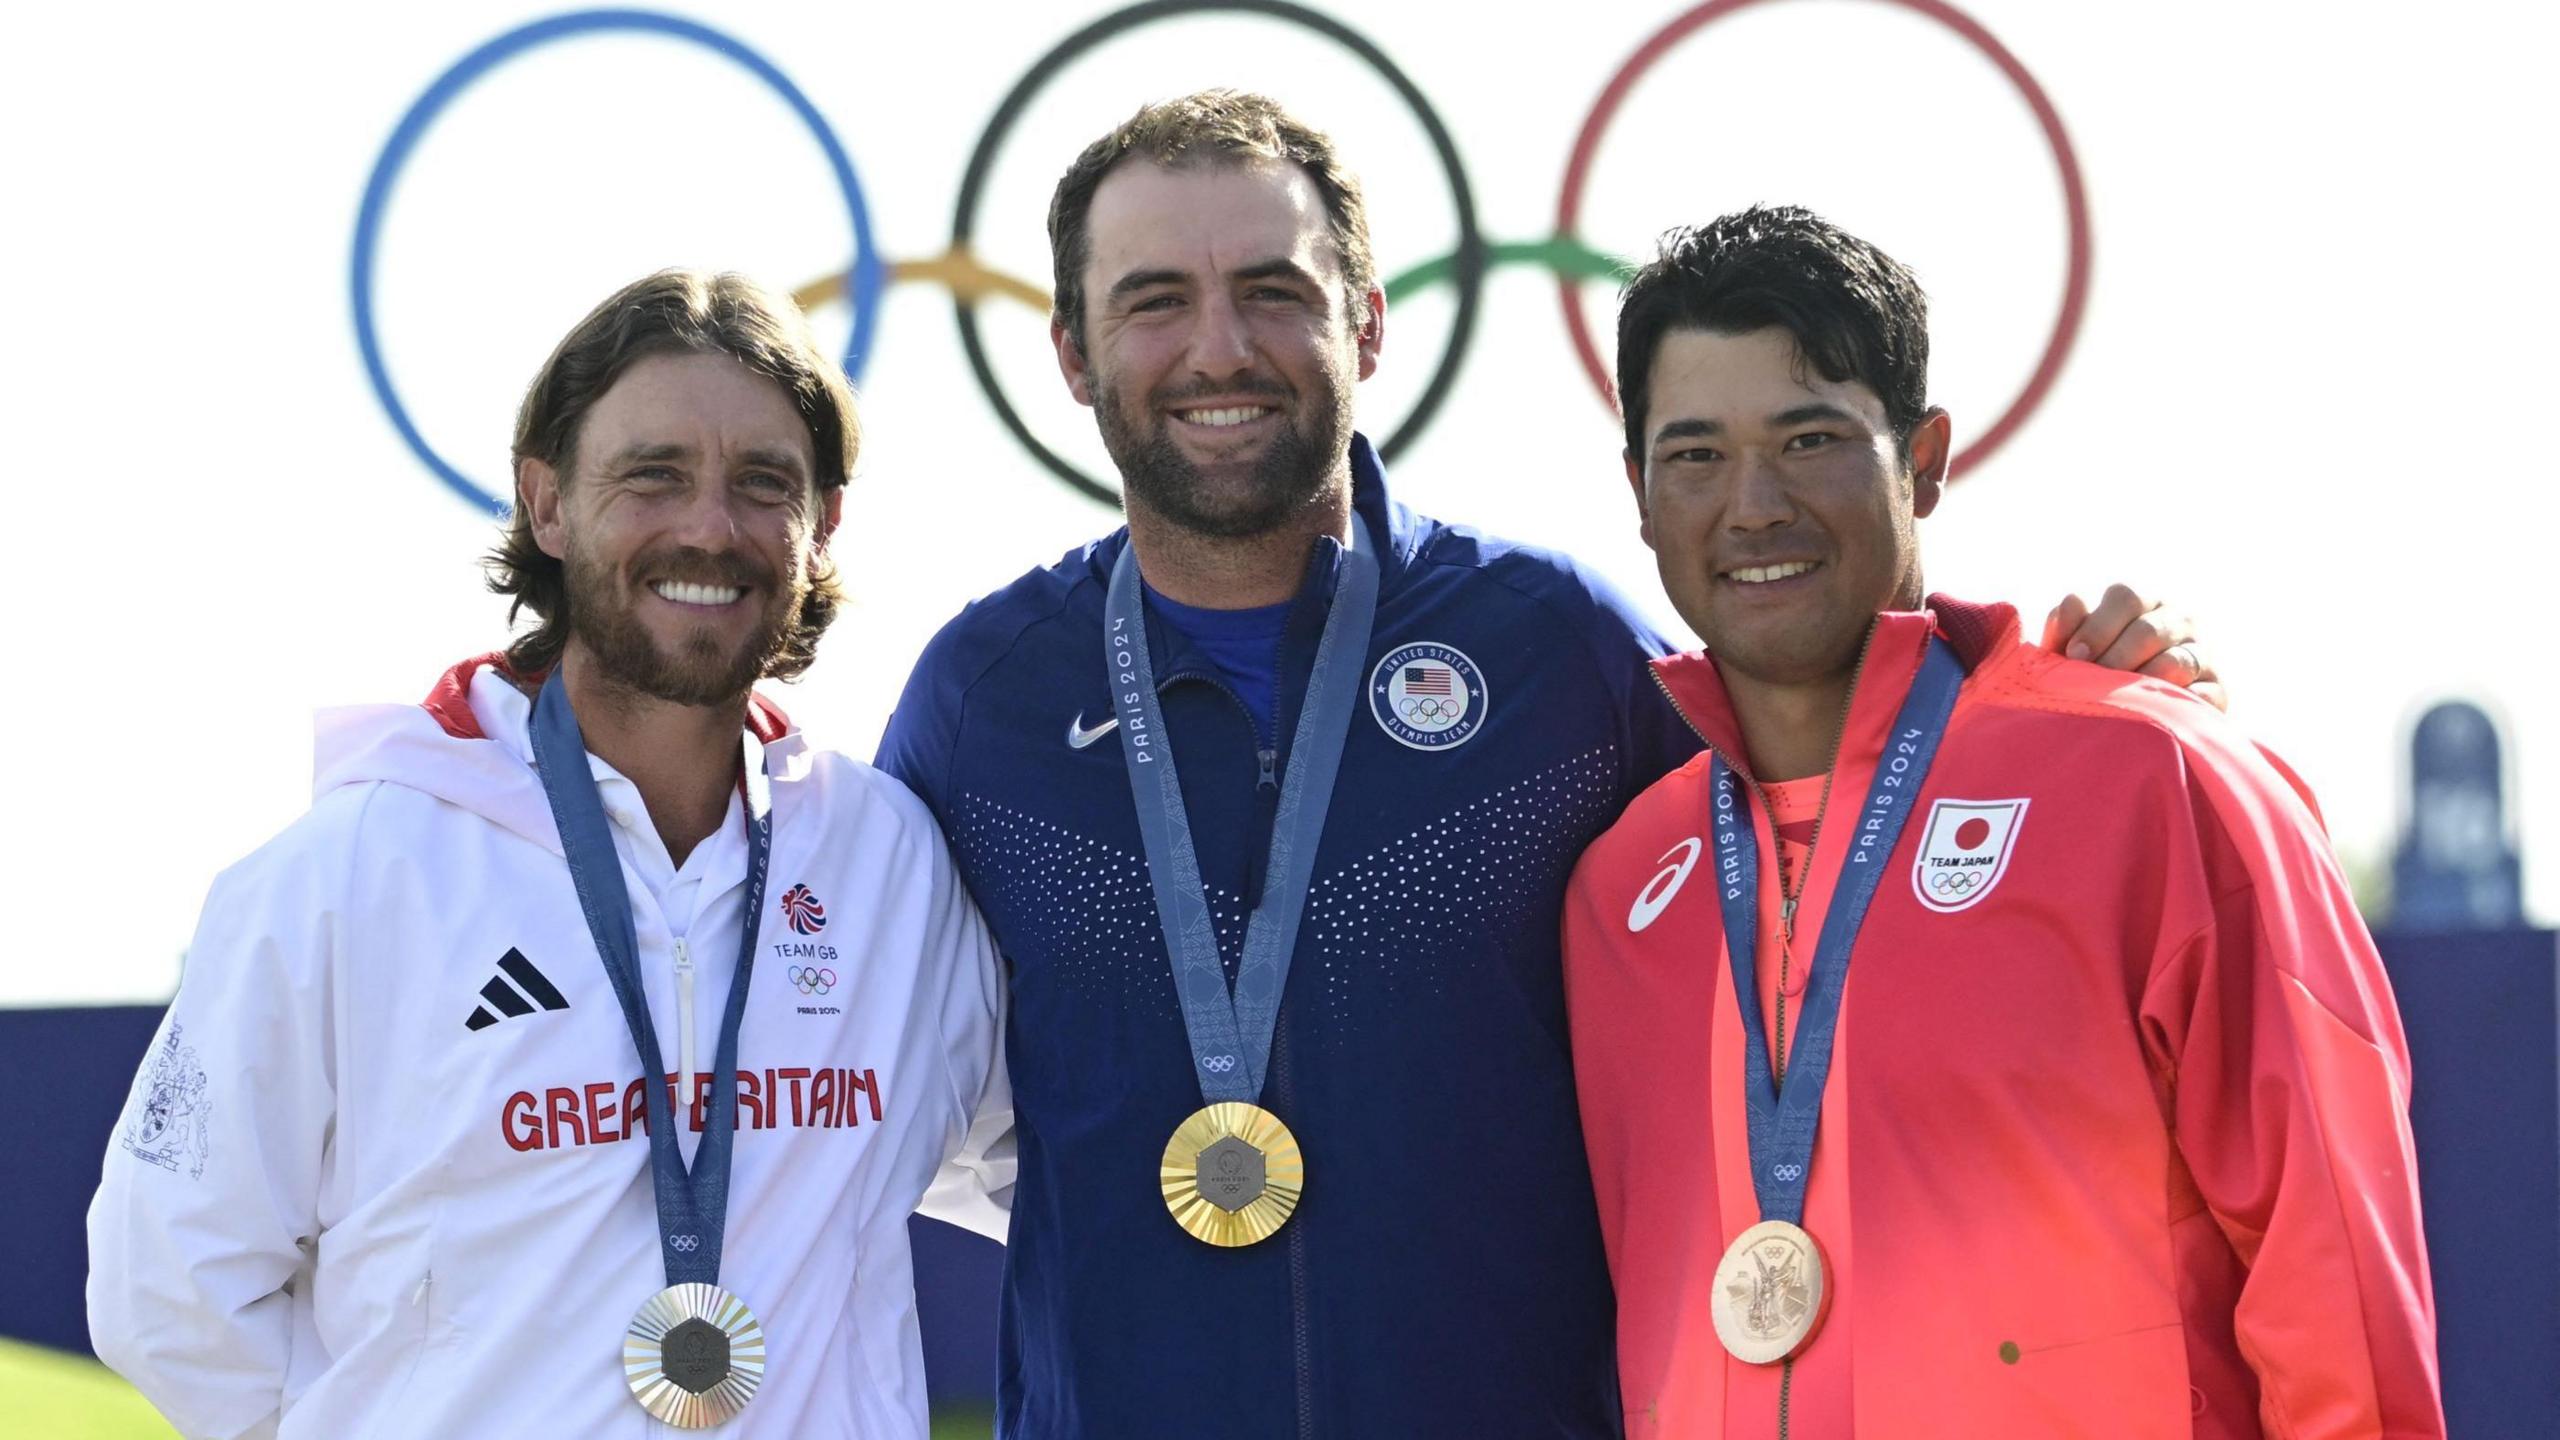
[2376,927,2559,1429]
[8,928,2554,1426]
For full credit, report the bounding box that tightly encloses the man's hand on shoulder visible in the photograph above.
[2040,583,2227,712]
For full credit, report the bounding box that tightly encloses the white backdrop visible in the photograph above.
[3,0,2551,1005]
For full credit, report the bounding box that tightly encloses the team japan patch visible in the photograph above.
[1369,642,1487,750]
[1911,799,2029,913]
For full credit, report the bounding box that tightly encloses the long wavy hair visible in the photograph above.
[486,269,858,680]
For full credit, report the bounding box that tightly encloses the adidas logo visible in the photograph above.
[464,948,570,1032]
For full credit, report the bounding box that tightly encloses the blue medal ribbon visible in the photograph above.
[1105,519,1380,1103]
[531,670,772,1287]
[1709,637,1963,1225]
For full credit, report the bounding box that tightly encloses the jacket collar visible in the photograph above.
[1103,432,1415,694]
[1649,594,2019,785]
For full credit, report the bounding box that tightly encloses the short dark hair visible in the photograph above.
[1047,89,1376,347]
[488,269,857,679]
[1616,206,1930,463]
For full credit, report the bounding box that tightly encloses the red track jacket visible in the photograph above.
[1561,598,2442,1439]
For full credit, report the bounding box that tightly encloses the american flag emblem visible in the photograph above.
[781,884,828,935]
[1370,641,1488,751]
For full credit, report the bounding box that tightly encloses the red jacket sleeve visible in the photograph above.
[2140,737,2443,1438]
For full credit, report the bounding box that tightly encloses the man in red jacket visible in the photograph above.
[1561,206,2442,1439]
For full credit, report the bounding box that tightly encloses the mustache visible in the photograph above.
[634,546,773,589]
[1148,376,1290,407]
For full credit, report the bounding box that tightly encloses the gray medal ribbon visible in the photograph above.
[531,669,772,1287]
[1709,637,1962,1225]
[1104,518,1380,1102]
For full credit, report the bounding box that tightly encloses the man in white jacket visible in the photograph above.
[87,269,1012,1439]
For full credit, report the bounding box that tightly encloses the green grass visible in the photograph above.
[1,1339,176,1439]
[1,1338,993,1438]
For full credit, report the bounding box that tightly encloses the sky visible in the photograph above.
[1,0,2551,1005]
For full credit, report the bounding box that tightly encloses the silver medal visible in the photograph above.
[624,1282,766,1428]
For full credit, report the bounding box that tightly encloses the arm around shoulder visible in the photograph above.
[873,774,1013,1243]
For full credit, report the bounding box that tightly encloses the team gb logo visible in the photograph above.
[1911,799,2029,913]
[780,883,828,935]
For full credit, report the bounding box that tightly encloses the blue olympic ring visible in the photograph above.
[349,8,886,516]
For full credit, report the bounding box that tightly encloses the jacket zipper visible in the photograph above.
[673,936,697,1114]
[1648,626,1880,1440]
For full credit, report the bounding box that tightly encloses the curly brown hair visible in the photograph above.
[486,269,858,680]
[1047,89,1376,349]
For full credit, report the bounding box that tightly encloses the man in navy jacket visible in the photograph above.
[879,91,2205,1439]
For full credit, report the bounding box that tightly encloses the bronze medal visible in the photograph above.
[1710,1219,1831,1365]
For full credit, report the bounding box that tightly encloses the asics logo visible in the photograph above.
[1627,838,1704,932]
[1066,712,1120,750]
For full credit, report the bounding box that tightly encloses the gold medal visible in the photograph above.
[624,1282,766,1428]
[1160,1101,1304,1246]
[1710,1220,1831,1364]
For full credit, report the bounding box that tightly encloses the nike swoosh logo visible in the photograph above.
[1066,713,1120,750]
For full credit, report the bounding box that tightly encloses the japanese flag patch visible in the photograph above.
[1911,799,2029,913]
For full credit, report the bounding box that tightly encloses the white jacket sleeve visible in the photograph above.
[87,817,341,1439]
[914,828,1015,1244]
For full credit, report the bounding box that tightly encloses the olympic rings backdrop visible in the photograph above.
[352,0,2088,514]
[7,0,2558,1012]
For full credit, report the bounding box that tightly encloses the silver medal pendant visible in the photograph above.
[625,1282,766,1428]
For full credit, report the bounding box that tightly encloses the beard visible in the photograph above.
[1090,360,1355,540]
[562,541,802,708]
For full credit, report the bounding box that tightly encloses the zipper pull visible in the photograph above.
[1780,896,1799,942]
[672,936,694,976]
[1256,748,1278,791]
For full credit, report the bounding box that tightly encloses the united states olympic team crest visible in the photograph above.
[1369,643,1487,751]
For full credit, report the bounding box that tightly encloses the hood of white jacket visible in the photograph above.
[310,652,807,858]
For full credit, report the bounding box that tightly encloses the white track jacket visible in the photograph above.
[88,657,1014,1439]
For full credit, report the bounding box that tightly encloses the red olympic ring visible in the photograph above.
[1553,0,2092,481]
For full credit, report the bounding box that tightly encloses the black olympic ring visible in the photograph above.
[950,0,1487,505]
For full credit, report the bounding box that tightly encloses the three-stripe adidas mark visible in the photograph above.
[464,948,570,1032]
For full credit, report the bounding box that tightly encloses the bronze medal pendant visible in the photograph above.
[1160,1102,1305,1246]
[1710,1220,1831,1365]
[624,1282,767,1427]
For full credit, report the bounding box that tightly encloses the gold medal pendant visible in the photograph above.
[624,1282,766,1428]
[1160,1101,1305,1246]
[1710,1220,1831,1364]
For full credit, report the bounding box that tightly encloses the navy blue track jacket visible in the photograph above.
[879,437,1701,1439]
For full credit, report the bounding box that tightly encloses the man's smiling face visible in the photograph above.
[1627,325,1945,688]
[1053,157,1381,538]
[527,349,836,707]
